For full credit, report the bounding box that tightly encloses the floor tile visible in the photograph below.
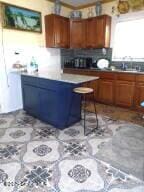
[105,171,144,192]
[15,162,57,192]
[0,127,33,143]
[0,162,21,192]
[23,140,61,163]
[0,143,26,163]
[31,126,59,141]
[0,109,144,192]
[57,157,107,192]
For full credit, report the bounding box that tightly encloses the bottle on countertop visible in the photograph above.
[27,57,38,73]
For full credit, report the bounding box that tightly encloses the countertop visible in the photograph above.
[64,67,144,75]
[14,70,99,84]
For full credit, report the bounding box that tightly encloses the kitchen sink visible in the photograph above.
[91,68,143,73]
[122,69,138,73]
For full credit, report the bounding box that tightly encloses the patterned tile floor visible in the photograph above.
[88,103,144,127]
[0,110,144,192]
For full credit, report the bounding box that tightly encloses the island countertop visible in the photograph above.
[16,70,99,84]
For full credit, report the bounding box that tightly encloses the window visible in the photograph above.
[112,16,144,61]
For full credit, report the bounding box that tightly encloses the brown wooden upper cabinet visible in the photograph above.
[70,19,86,48]
[45,14,69,48]
[45,14,111,48]
[86,18,96,48]
[86,15,111,48]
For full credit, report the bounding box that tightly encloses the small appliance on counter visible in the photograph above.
[91,58,110,69]
[64,57,92,69]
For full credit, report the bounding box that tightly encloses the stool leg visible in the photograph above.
[80,95,83,120]
[83,95,87,136]
[93,93,98,130]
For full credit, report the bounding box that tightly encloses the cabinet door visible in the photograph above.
[95,16,105,48]
[45,14,69,48]
[95,15,111,48]
[135,83,144,111]
[54,16,69,48]
[86,18,97,48]
[70,19,86,48]
[45,14,55,47]
[22,84,39,117]
[115,81,135,107]
[39,89,58,123]
[98,80,114,104]
[61,18,70,48]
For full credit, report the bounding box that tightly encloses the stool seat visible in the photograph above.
[74,87,94,94]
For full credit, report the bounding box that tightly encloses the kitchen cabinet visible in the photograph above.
[83,79,99,101]
[71,15,111,49]
[63,68,144,111]
[115,73,136,108]
[70,19,86,48]
[98,80,114,104]
[135,83,144,111]
[88,71,100,100]
[45,14,69,48]
[86,15,111,48]
[115,74,135,107]
[135,75,144,111]
[115,81,135,107]
[21,75,81,129]
[98,72,115,104]
[45,14,111,48]
[22,84,39,117]
[86,18,96,48]
[95,15,111,48]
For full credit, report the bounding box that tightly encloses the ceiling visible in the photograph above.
[61,0,98,7]
[48,0,114,9]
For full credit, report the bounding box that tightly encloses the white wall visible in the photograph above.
[79,1,118,18]
[0,0,72,113]
[0,0,71,46]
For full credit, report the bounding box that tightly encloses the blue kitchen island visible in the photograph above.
[21,71,98,129]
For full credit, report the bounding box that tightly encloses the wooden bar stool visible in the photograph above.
[73,87,98,136]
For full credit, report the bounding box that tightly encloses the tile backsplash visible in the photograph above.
[61,48,144,71]
[61,48,112,68]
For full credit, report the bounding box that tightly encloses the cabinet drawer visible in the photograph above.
[88,71,99,77]
[100,72,115,80]
[21,75,39,87]
[116,73,136,82]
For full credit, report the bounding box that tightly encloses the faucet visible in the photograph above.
[121,56,127,70]
[129,56,133,69]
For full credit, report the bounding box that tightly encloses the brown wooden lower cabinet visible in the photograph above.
[98,80,114,104]
[115,81,135,107]
[63,68,144,111]
[135,83,144,111]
